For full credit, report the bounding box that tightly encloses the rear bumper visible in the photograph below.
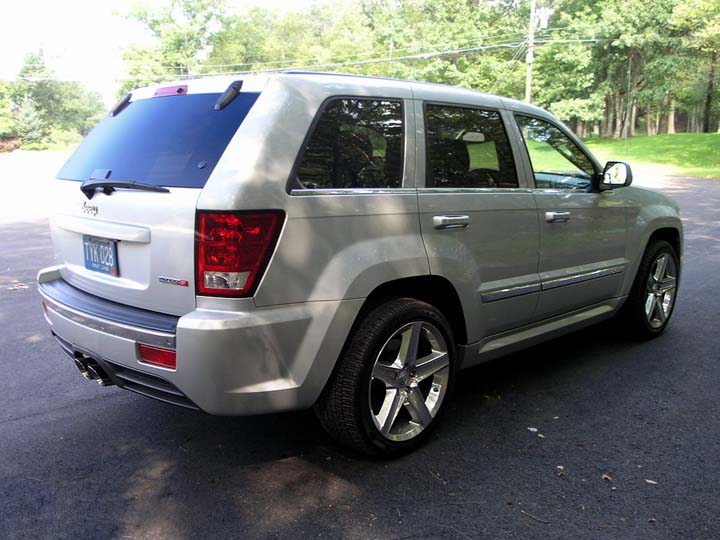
[38,266,362,415]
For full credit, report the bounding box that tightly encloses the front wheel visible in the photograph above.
[621,240,680,339]
[315,298,455,457]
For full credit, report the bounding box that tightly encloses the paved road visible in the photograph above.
[1,176,718,540]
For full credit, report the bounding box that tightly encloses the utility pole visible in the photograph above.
[524,0,536,104]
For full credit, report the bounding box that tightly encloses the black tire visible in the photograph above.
[619,239,680,339]
[315,298,456,457]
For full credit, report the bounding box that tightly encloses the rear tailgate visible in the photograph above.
[49,80,261,316]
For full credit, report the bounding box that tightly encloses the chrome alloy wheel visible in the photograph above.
[368,321,450,442]
[645,253,677,329]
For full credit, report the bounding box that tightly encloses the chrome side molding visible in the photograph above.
[541,265,625,291]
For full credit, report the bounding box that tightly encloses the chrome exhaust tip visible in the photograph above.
[73,355,115,386]
[72,357,94,380]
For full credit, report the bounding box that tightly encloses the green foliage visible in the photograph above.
[0,81,16,139]
[48,127,83,147]
[11,51,104,137]
[15,98,46,146]
[114,0,719,136]
[120,0,228,93]
[549,97,604,124]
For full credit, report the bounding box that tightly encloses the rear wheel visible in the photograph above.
[621,240,679,338]
[315,298,455,457]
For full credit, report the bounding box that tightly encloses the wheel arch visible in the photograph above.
[647,226,682,259]
[621,223,683,300]
[353,275,468,347]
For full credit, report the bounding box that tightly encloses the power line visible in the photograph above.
[5,37,603,83]
[122,26,578,75]
[490,39,529,93]
[197,30,531,70]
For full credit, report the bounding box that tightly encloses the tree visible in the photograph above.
[0,82,16,139]
[120,0,228,93]
[117,0,718,138]
[672,0,720,132]
[15,98,46,145]
[11,51,104,135]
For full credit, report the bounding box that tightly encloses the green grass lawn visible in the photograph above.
[583,133,720,178]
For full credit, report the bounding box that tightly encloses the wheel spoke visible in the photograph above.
[645,293,655,317]
[653,254,668,282]
[377,388,404,437]
[397,322,422,367]
[406,387,433,428]
[658,276,676,294]
[414,351,449,382]
[372,363,401,387]
[654,299,668,322]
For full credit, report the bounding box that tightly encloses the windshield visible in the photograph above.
[57,92,259,188]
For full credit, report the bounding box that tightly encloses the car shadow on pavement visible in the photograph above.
[6,304,693,540]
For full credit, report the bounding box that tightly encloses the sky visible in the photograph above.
[0,0,316,105]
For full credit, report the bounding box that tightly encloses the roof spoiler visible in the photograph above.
[110,93,132,117]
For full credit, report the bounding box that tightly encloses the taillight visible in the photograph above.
[195,210,284,297]
[137,344,176,370]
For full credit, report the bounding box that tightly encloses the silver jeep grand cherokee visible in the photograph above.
[38,73,682,456]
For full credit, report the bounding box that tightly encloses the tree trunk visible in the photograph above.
[667,98,676,134]
[630,99,637,137]
[655,110,661,135]
[621,88,633,139]
[602,96,613,137]
[646,107,655,136]
[689,107,695,132]
[703,50,717,133]
[658,95,668,134]
[613,95,623,138]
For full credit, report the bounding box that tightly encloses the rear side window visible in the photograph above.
[425,104,517,188]
[294,98,404,190]
[58,92,259,188]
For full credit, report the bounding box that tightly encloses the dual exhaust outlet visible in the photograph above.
[73,355,114,386]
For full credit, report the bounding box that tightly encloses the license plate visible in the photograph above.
[82,235,119,277]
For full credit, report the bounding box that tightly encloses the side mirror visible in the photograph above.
[600,161,632,190]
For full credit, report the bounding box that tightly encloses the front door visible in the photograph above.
[512,114,629,321]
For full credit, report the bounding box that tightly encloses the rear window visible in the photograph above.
[58,92,259,188]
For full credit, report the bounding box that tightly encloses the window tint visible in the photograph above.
[515,115,595,190]
[58,92,259,188]
[296,98,404,189]
[425,105,517,188]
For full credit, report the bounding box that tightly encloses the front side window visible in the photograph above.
[295,98,404,190]
[515,115,595,190]
[424,104,518,189]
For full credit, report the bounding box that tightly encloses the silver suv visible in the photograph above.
[38,73,682,456]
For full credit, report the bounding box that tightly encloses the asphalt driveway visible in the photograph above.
[1,162,718,539]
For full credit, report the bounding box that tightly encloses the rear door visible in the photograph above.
[415,99,540,342]
[50,82,261,316]
[510,114,628,321]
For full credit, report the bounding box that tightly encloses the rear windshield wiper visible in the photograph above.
[81,177,170,200]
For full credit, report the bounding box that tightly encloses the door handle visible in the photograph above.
[545,211,571,223]
[433,215,470,230]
